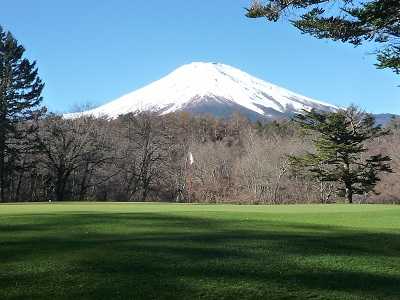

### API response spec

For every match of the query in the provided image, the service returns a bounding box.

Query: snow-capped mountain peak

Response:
[64,62,337,120]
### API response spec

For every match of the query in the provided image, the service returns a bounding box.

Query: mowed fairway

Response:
[1,204,400,300]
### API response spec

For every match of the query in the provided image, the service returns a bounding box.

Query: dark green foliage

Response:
[290,107,392,203]
[255,119,300,138]
[0,26,44,201]
[246,0,400,74]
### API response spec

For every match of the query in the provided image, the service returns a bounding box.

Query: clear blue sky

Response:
[1,0,399,114]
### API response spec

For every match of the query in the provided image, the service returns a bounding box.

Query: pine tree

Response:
[290,106,393,203]
[0,26,44,201]
[246,0,400,74]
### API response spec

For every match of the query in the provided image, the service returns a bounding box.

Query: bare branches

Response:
[3,111,399,204]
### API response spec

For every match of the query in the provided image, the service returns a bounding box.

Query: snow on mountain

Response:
[64,62,338,120]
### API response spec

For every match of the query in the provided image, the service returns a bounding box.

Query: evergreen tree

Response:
[290,107,392,203]
[246,0,400,74]
[0,26,44,201]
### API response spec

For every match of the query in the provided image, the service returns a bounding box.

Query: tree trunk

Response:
[56,181,67,202]
[55,170,69,202]
[0,148,5,203]
[79,163,90,201]
[14,170,24,202]
[344,160,353,204]
[345,184,353,204]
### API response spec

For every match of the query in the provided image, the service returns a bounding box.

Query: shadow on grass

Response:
[0,212,399,300]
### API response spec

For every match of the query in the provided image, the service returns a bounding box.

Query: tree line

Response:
[1,26,398,204]
[0,110,397,204]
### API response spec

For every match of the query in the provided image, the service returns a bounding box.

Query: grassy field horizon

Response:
[1,203,399,299]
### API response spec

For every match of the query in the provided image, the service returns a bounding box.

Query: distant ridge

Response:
[373,113,399,126]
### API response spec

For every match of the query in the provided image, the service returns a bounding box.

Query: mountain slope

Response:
[64,62,338,120]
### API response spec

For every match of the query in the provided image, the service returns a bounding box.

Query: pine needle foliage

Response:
[290,106,393,203]
[246,0,400,74]
[0,26,45,201]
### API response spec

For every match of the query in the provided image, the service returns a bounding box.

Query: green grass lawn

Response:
[1,203,399,300]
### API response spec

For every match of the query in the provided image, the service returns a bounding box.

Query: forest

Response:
[1,111,398,204]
